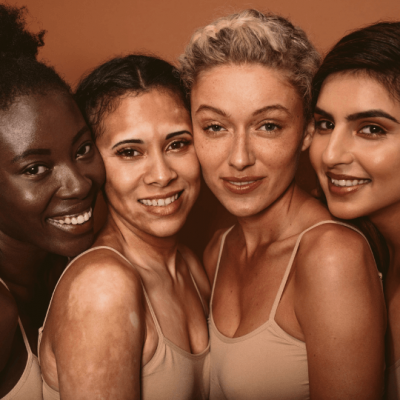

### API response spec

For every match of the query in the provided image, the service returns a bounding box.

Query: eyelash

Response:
[315,119,387,138]
[76,142,93,159]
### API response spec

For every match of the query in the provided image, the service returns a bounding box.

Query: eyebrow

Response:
[347,110,399,124]
[314,106,399,124]
[252,105,291,117]
[12,148,51,163]
[72,126,91,145]
[314,107,334,121]
[195,105,228,117]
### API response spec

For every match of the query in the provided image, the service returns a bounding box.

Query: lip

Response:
[138,190,184,217]
[221,176,264,195]
[326,172,371,196]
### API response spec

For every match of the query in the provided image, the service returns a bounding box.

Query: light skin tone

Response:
[192,63,385,399]
[0,91,105,397]
[309,71,400,366]
[39,88,210,399]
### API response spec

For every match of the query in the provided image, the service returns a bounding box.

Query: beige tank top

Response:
[209,220,380,400]
[0,279,43,400]
[38,246,210,400]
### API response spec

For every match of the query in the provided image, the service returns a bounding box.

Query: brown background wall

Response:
[8,0,400,258]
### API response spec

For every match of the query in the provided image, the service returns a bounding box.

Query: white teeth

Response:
[229,181,255,186]
[331,178,369,187]
[48,208,93,226]
[139,193,180,207]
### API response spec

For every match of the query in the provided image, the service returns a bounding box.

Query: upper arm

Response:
[47,252,145,400]
[203,228,227,285]
[295,225,385,400]
[0,287,18,373]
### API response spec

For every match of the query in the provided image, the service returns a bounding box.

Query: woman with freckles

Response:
[38,55,210,400]
[179,9,386,399]
[0,5,105,400]
[308,22,400,399]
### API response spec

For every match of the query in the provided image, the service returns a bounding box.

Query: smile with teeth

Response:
[139,193,180,207]
[48,208,92,225]
[228,181,256,186]
[330,178,370,187]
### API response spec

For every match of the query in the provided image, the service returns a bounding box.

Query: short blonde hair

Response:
[179,9,320,120]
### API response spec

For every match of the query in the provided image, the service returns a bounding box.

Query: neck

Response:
[0,230,49,289]
[235,182,309,256]
[101,208,180,277]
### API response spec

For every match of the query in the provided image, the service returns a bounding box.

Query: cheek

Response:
[309,138,325,172]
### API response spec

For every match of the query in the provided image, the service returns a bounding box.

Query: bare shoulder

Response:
[0,285,19,372]
[178,244,211,305]
[48,248,145,327]
[296,222,379,281]
[203,227,231,284]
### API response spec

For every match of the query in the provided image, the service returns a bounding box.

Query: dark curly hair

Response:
[312,21,400,110]
[0,4,70,111]
[75,54,189,139]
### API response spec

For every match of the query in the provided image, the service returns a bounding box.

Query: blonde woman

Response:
[179,10,385,399]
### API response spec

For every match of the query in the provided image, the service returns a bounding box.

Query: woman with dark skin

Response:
[308,22,400,399]
[38,55,210,400]
[0,5,105,399]
[179,9,386,399]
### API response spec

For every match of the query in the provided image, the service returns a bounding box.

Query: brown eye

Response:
[359,125,386,136]
[167,140,190,151]
[76,143,92,159]
[24,165,49,175]
[116,148,141,158]
[316,120,334,131]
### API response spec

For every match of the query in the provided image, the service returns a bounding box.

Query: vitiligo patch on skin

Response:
[130,312,139,329]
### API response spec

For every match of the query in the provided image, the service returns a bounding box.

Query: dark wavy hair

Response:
[75,54,189,139]
[0,4,71,111]
[312,21,400,110]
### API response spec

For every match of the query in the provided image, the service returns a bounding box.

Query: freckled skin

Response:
[39,89,211,399]
[0,92,105,397]
[192,64,385,399]
[309,72,400,370]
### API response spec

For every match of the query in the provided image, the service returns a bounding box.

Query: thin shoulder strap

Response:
[0,278,34,357]
[268,220,377,320]
[188,269,207,316]
[210,226,235,306]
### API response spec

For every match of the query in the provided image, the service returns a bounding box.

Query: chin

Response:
[44,232,95,258]
[326,200,365,221]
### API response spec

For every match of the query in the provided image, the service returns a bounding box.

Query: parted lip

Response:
[221,176,264,182]
[47,202,94,220]
[137,189,183,201]
[326,172,371,181]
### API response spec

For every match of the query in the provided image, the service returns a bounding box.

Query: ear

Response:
[301,119,315,151]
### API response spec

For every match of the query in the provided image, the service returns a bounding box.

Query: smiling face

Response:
[190,63,310,218]
[309,72,400,221]
[0,92,105,257]
[95,89,200,238]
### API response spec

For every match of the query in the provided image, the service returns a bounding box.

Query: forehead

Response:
[191,64,301,113]
[318,72,400,113]
[99,89,191,144]
[0,92,84,153]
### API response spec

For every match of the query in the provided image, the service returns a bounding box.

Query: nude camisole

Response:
[209,220,380,400]
[0,279,43,400]
[38,246,210,400]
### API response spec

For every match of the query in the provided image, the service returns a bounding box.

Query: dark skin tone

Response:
[0,91,105,397]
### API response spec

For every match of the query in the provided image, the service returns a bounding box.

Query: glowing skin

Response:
[0,93,104,256]
[310,73,400,222]
[96,90,201,238]
[39,88,210,400]
[191,64,311,218]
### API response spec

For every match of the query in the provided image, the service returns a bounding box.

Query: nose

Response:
[228,130,255,171]
[143,151,177,187]
[321,127,354,168]
[56,164,92,199]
